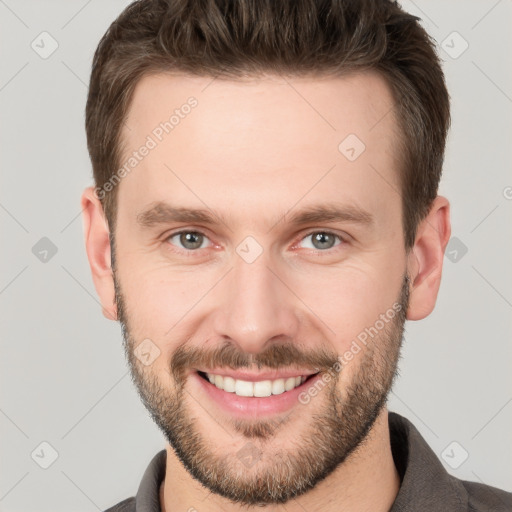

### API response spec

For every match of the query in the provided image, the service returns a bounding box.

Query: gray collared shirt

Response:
[104,412,512,511]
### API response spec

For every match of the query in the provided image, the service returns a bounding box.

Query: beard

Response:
[113,262,409,507]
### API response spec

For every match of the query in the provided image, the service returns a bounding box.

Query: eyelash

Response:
[164,229,346,255]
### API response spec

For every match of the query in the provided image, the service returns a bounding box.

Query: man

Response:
[81,0,512,511]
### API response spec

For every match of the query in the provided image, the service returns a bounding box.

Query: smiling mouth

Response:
[197,370,320,398]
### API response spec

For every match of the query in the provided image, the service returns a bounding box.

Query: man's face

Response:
[113,72,410,505]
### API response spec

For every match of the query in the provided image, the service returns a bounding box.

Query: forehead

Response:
[122,70,399,152]
[117,71,402,229]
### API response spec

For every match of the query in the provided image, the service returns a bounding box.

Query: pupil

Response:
[181,232,202,249]
[314,232,333,249]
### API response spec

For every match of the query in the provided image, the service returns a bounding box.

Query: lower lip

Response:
[193,371,323,418]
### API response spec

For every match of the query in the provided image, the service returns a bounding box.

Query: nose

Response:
[211,249,301,355]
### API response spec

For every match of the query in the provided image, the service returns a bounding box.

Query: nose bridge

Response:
[212,248,299,353]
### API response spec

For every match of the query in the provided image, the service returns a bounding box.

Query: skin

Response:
[82,71,451,512]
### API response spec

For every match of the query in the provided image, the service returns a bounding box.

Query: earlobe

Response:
[81,187,118,321]
[406,196,451,321]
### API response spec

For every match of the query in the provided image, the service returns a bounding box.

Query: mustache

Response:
[170,340,340,385]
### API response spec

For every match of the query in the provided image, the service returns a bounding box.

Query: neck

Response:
[160,407,400,512]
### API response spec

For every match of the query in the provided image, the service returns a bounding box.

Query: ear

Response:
[81,187,117,321]
[406,195,451,321]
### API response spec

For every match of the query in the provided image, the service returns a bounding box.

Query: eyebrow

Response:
[136,201,373,230]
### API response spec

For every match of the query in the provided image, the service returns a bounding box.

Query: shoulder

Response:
[460,479,512,511]
[103,496,135,512]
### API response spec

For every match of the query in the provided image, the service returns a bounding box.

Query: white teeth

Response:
[223,376,236,393]
[284,377,296,391]
[204,372,309,397]
[253,380,272,397]
[235,379,254,397]
[272,379,285,395]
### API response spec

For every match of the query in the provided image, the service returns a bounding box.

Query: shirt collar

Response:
[135,448,166,512]
[389,411,467,511]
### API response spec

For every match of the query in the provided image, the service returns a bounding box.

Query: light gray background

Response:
[1,1,511,510]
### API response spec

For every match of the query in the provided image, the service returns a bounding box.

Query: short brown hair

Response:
[85,0,450,249]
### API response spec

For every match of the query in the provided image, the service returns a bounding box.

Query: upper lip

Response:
[195,368,320,382]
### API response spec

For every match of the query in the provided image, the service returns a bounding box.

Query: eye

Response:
[166,230,212,251]
[298,231,344,251]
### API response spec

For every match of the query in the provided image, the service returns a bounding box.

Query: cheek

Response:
[117,261,193,343]
[292,264,403,350]
[120,275,191,381]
